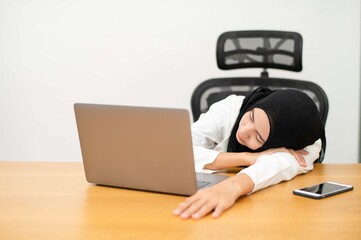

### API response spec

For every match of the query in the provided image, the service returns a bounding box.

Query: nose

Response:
[240,124,252,139]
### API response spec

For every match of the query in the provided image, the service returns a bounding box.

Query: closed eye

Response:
[251,109,266,145]
[250,109,254,121]
[256,133,264,145]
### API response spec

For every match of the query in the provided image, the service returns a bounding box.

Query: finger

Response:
[297,149,309,155]
[191,201,217,219]
[291,149,307,167]
[294,151,306,167]
[179,198,209,219]
[212,203,226,218]
[173,196,199,216]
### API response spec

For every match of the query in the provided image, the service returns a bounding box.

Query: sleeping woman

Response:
[173,87,326,219]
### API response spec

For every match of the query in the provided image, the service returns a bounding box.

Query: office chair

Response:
[191,30,328,162]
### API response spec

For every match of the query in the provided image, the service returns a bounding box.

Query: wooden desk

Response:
[0,162,360,240]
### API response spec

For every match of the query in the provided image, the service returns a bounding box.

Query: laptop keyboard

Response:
[197,180,211,189]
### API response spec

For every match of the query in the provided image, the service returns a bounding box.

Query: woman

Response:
[173,87,325,219]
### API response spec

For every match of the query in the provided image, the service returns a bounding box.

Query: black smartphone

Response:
[293,181,354,199]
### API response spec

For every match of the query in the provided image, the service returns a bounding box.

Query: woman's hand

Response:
[173,174,254,219]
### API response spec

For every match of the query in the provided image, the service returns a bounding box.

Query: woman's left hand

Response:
[288,149,309,167]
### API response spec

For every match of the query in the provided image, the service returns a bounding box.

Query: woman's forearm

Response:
[204,152,257,170]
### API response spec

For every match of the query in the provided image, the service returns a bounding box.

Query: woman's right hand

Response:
[173,173,254,219]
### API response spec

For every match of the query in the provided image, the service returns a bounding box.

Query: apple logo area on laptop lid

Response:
[74,103,228,196]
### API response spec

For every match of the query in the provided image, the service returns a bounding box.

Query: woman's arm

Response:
[204,152,256,170]
[241,139,321,193]
[204,146,310,170]
[174,140,321,219]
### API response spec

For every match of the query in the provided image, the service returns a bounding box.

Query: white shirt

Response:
[192,95,321,193]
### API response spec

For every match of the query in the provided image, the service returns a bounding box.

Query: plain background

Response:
[0,0,360,163]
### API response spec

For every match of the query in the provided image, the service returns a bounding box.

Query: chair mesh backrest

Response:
[191,78,328,127]
[217,30,303,72]
[191,77,328,164]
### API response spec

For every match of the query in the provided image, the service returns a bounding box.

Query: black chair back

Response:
[191,30,329,163]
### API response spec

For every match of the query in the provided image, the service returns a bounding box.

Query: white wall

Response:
[0,0,359,163]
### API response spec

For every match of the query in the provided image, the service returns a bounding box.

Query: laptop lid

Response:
[74,103,209,195]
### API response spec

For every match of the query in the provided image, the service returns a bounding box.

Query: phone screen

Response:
[293,182,354,199]
[300,182,349,194]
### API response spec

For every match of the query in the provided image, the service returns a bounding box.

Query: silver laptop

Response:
[74,103,228,195]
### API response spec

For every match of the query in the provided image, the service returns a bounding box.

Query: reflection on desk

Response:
[0,162,360,240]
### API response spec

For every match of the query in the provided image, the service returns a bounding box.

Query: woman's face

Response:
[236,108,270,150]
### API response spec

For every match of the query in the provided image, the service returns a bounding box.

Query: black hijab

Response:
[227,87,326,156]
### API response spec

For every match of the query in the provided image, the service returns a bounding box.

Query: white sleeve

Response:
[192,95,243,172]
[193,146,220,172]
[240,139,322,193]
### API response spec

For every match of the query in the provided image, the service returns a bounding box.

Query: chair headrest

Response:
[216,30,303,72]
